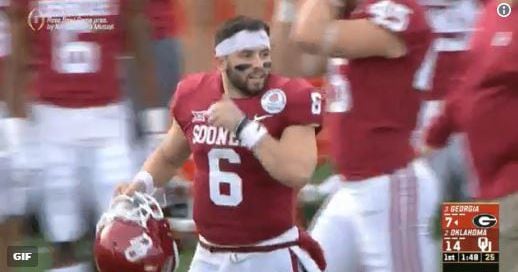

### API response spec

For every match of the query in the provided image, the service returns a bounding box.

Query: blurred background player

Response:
[424,0,518,269]
[1,1,32,271]
[8,0,160,271]
[0,1,13,270]
[114,16,326,272]
[415,0,479,202]
[272,0,441,271]
[126,0,184,158]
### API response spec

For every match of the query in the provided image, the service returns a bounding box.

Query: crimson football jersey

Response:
[327,0,433,180]
[170,72,322,245]
[427,0,518,199]
[421,0,476,100]
[422,51,468,100]
[30,0,125,108]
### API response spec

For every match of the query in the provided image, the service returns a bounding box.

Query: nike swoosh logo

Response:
[254,114,273,122]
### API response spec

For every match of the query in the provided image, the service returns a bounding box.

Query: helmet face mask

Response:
[94,192,179,272]
[96,192,165,233]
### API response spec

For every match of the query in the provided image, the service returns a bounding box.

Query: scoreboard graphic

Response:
[442,202,499,272]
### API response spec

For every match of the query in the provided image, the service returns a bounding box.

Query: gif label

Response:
[7,246,38,267]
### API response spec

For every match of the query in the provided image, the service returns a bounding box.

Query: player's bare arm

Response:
[182,0,215,73]
[253,125,318,188]
[271,0,328,77]
[124,0,160,108]
[116,118,192,195]
[234,0,269,21]
[291,0,407,59]
[4,2,29,118]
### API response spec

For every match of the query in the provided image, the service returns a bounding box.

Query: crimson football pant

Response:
[33,102,136,242]
[310,159,441,272]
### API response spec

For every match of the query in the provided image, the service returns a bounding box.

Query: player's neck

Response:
[221,72,249,99]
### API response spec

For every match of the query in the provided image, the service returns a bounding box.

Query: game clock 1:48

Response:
[441,203,499,272]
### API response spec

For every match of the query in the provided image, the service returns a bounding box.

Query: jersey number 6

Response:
[208,148,243,207]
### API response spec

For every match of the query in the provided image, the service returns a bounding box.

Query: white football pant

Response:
[33,102,136,242]
[189,227,322,272]
[311,159,441,272]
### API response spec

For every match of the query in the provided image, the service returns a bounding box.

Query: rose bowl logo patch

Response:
[261,89,287,114]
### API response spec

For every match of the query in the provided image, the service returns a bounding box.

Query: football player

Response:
[115,16,326,272]
[272,0,440,271]
[7,0,161,271]
[425,0,518,270]
[127,0,183,157]
[1,1,31,271]
[414,0,478,203]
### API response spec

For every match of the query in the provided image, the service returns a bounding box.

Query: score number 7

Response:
[444,216,458,228]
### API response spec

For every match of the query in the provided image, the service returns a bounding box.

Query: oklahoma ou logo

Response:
[473,214,498,228]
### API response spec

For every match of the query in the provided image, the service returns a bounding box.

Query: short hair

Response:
[214,16,270,47]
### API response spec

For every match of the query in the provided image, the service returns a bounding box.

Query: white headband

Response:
[215,30,270,57]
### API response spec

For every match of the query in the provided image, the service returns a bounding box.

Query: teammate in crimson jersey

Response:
[8,0,159,271]
[414,0,478,203]
[272,0,440,271]
[116,16,326,271]
[425,0,518,269]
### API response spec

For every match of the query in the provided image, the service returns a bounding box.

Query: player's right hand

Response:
[114,181,146,197]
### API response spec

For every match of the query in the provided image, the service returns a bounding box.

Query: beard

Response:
[225,64,269,97]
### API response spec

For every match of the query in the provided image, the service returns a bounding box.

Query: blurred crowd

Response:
[0,0,516,271]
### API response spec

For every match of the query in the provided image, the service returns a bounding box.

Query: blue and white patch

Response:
[261,89,287,114]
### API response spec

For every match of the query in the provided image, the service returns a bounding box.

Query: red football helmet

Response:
[94,192,179,272]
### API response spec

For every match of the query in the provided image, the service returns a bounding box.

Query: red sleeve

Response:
[281,79,323,130]
[425,92,461,148]
[363,0,431,48]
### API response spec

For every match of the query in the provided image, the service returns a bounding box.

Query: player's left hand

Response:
[206,96,245,132]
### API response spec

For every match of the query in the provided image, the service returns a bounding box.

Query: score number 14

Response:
[445,240,462,251]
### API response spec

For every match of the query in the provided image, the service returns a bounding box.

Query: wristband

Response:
[276,0,297,23]
[234,116,249,136]
[133,171,155,194]
[140,108,170,134]
[238,120,268,149]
